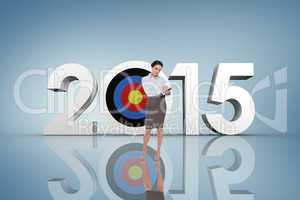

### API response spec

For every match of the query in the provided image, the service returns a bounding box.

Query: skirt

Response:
[144,95,167,129]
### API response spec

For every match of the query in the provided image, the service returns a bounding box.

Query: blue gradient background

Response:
[0,0,299,199]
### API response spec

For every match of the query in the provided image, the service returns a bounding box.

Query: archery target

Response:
[106,143,165,200]
[106,68,150,127]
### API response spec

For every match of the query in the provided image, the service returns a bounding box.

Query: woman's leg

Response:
[141,128,152,191]
[141,154,152,191]
[156,127,163,160]
[156,159,164,192]
[156,127,164,192]
[142,128,151,160]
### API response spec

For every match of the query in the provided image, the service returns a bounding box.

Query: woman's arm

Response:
[162,76,172,96]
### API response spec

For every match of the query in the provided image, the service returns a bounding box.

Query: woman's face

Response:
[151,64,162,77]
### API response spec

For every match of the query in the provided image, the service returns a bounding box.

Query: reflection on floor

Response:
[45,135,255,200]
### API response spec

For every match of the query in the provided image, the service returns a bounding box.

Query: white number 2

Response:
[44,63,98,135]
[203,63,255,135]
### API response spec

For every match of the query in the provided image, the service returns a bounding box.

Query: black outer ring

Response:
[106,68,150,127]
[106,143,165,200]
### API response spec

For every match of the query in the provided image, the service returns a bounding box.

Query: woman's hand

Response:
[165,89,171,95]
[163,86,172,96]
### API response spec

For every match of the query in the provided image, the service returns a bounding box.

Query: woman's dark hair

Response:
[151,60,163,68]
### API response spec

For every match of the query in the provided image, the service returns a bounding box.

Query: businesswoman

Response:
[140,60,171,192]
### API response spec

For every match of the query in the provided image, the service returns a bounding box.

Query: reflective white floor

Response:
[0,134,299,200]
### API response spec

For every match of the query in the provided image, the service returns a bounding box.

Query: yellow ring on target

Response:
[128,165,143,180]
[128,89,143,105]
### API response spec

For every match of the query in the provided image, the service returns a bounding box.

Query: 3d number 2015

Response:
[45,61,255,135]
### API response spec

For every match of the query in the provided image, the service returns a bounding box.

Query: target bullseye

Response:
[128,165,143,180]
[122,158,144,186]
[106,68,149,127]
[120,82,147,112]
[128,90,143,105]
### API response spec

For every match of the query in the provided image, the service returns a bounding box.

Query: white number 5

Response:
[203,63,255,135]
